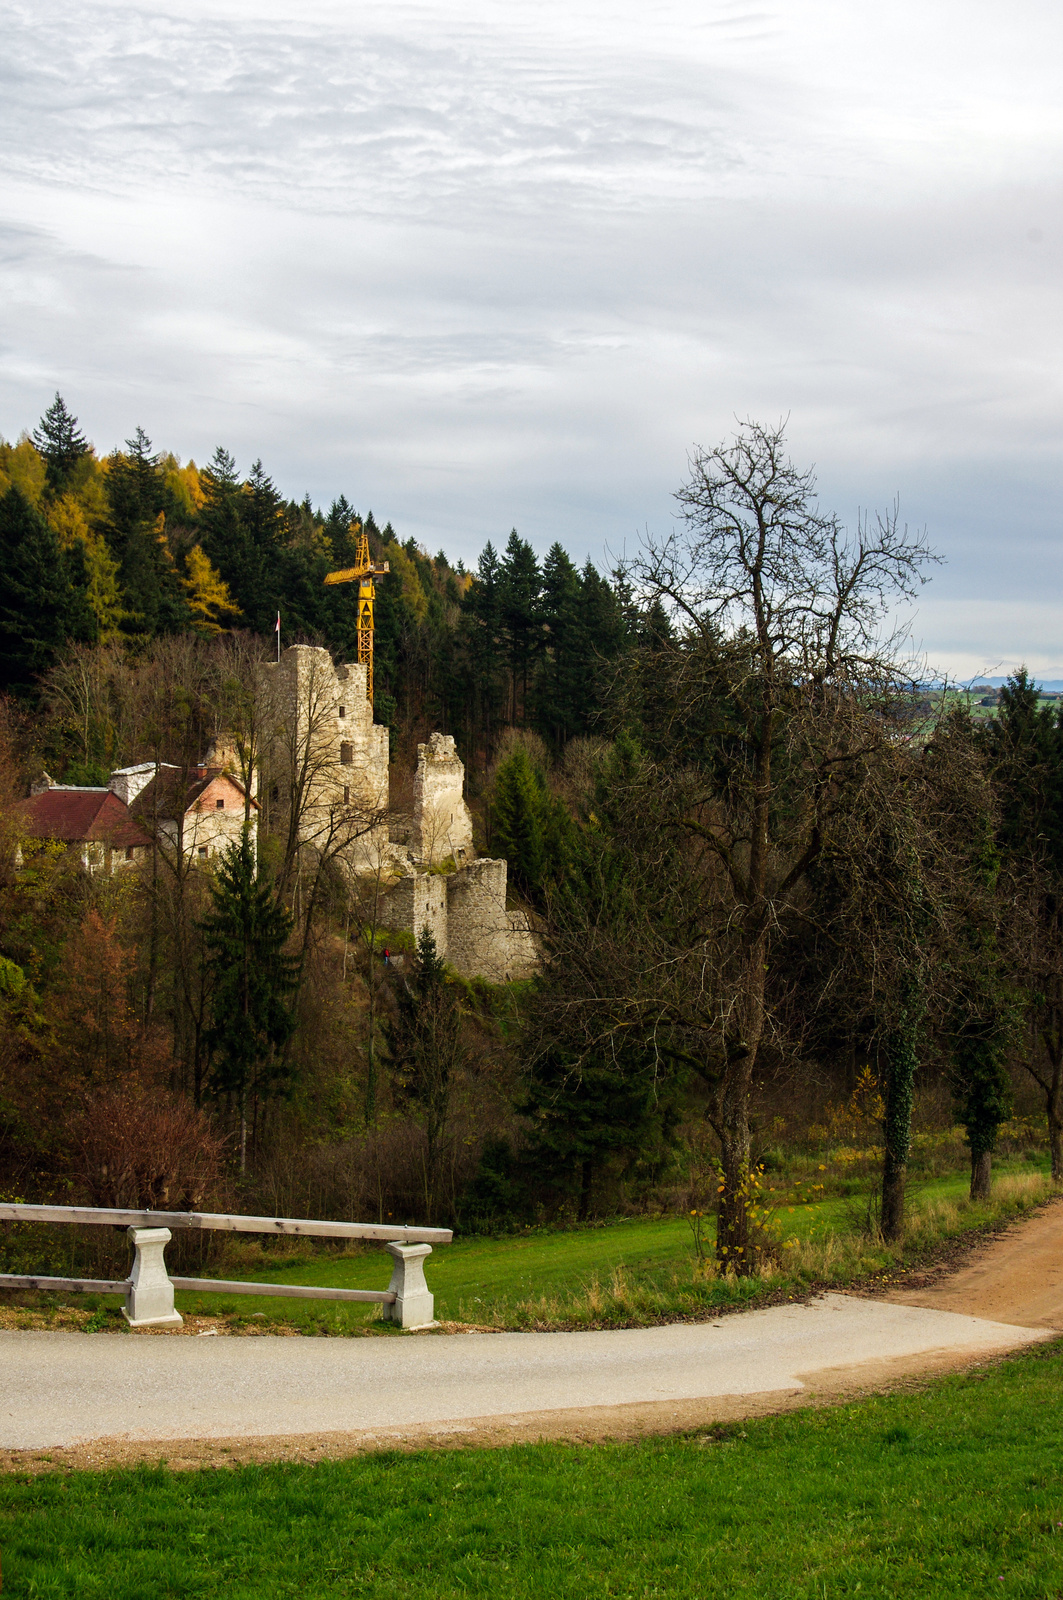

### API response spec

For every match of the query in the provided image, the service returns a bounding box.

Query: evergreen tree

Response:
[33,394,90,496]
[105,429,189,634]
[491,744,575,903]
[521,1047,676,1221]
[977,670,1063,1177]
[0,487,96,695]
[532,544,585,750]
[201,831,298,1172]
[948,773,1017,1200]
[499,530,542,722]
[492,746,546,892]
[459,540,506,759]
[385,925,464,1222]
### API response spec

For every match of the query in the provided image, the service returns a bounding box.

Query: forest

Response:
[1,397,1062,1279]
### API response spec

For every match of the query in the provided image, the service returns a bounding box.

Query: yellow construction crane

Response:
[323,522,389,704]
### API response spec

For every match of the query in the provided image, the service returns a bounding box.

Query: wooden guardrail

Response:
[0,1204,452,1329]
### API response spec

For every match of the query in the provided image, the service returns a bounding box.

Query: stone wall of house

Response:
[411,733,473,866]
[108,763,157,807]
[180,774,253,861]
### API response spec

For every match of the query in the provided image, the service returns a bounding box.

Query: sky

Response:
[1,0,1061,681]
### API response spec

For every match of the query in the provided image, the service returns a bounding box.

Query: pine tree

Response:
[521,1047,675,1221]
[457,541,506,761]
[532,544,585,749]
[200,831,298,1172]
[33,394,90,496]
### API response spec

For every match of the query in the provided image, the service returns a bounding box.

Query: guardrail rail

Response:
[0,1204,453,1329]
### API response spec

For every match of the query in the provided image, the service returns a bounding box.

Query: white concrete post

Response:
[124,1227,183,1328]
[382,1242,435,1328]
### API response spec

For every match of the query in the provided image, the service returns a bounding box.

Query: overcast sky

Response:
[2,0,1061,679]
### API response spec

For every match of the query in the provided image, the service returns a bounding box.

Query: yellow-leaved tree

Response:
[182,544,241,633]
[383,538,428,622]
[0,435,47,505]
[46,494,128,641]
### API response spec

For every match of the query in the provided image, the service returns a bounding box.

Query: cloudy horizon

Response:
[2,0,1061,680]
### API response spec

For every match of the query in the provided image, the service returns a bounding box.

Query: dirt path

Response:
[885,1198,1063,1329]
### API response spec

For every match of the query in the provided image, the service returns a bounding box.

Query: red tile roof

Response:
[16,788,153,850]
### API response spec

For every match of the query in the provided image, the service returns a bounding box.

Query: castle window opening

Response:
[216,798,224,809]
[197,845,208,859]
[343,785,350,804]
[338,705,346,719]
[125,846,134,861]
[340,742,354,765]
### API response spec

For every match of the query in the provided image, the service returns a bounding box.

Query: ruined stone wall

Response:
[381,872,448,955]
[380,857,539,982]
[411,733,473,866]
[445,858,539,983]
[258,645,389,865]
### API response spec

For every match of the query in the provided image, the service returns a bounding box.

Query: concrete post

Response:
[382,1242,435,1328]
[124,1227,183,1328]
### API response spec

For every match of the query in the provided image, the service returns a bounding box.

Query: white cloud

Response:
[0,0,1061,667]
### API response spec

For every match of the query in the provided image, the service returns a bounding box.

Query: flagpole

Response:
[276,610,281,663]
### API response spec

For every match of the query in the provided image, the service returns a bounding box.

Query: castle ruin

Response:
[258,645,538,983]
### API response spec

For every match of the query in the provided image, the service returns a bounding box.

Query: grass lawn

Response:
[8,1158,1052,1336]
[3,1340,1062,1597]
[165,1156,1055,1332]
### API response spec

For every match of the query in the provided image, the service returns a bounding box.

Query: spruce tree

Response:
[106,429,190,634]
[0,487,96,694]
[32,393,90,495]
[499,530,542,721]
[201,831,298,1172]
[385,925,463,1221]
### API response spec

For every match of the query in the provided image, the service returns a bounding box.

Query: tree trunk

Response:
[239,1089,247,1177]
[970,1148,992,1200]
[715,934,766,1275]
[1048,1088,1063,1183]
[881,1014,917,1242]
[578,1157,592,1222]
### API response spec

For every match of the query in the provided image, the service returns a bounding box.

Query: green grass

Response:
[167,1158,1054,1333]
[3,1340,1063,1597]
[14,1158,1053,1336]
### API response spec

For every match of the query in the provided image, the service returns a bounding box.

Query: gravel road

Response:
[1,1291,1047,1452]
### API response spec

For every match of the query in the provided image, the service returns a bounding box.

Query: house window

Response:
[338,705,346,719]
[343,785,350,804]
[125,846,134,861]
[198,845,208,858]
[216,798,225,809]
[340,742,353,765]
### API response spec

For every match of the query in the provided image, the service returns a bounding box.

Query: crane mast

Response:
[323,523,389,704]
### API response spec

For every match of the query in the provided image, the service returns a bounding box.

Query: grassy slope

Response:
[18,1159,1049,1335]
[3,1341,1062,1597]
[171,1159,1055,1330]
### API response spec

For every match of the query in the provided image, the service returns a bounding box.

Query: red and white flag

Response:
[275,611,281,633]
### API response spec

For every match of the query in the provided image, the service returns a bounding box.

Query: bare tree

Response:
[550,422,936,1269]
